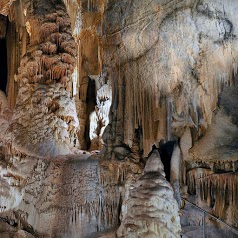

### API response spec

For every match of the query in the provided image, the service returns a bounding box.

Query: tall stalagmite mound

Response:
[117,150,181,238]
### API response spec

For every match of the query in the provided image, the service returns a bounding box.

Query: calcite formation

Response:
[0,152,143,237]
[0,91,12,141]
[103,0,238,156]
[0,0,238,237]
[8,0,79,157]
[117,150,181,238]
[0,0,16,16]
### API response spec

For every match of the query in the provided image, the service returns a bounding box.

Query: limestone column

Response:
[8,0,79,157]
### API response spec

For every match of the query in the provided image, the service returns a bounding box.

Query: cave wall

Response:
[100,1,238,231]
[102,0,238,156]
[0,0,238,237]
[0,152,143,237]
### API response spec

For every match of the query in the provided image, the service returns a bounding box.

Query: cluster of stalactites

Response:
[15,8,76,90]
[114,53,237,157]
[187,168,238,227]
[7,2,79,157]
[106,4,238,156]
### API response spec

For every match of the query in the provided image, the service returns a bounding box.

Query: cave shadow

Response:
[157,141,176,182]
[0,37,8,93]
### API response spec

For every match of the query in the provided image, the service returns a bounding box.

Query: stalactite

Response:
[187,168,238,228]
[103,1,238,157]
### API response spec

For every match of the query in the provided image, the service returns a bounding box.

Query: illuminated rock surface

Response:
[0,0,238,237]
[117,150,181,238]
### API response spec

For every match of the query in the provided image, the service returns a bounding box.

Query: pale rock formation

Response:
[103,0,238,156]
[89,76,112,151]
[185,83,238,228]
[170,144,182,206]
[69,0,107,150]
[1,0,238,237]
[7,0,79,157]
[117,150,181,238]
[0,151,143,237]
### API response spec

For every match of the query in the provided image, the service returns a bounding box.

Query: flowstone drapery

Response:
[0,0,238,237]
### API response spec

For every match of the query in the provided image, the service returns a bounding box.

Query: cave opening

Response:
[0,37,8,94]
[84,76,97,150]
[159,141,176,181]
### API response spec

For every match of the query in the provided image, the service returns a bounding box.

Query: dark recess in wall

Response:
[159,141,176,181]
[85,77,97,150]
[0,37,8,93]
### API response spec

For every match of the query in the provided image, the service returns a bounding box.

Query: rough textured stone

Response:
[117,150,181,238]
[1,0,238,237]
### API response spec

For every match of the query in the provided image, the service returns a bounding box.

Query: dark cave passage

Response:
[159,141,176,181]
[84,76,97,150]
[0,37,8,94]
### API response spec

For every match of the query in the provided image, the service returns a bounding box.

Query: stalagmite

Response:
[117,150,181,238]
